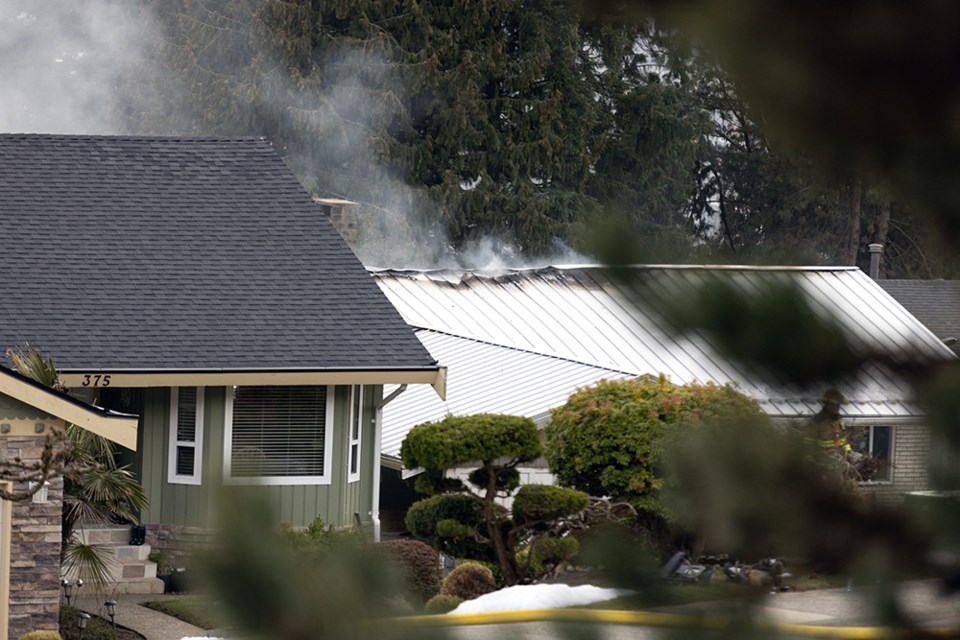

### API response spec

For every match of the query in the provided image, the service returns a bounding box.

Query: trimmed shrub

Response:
[440,561,497,601]
[405,493,494,561]
[381,538,442,605]
[545,376,766,514]
[401,414,541,472]
[512,485,590,525]
[424,594,463,614]
[531,535,580,566]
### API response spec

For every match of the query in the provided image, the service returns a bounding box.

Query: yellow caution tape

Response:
[394,608,960,639]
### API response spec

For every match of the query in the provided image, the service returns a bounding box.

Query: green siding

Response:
[139,385,382,529]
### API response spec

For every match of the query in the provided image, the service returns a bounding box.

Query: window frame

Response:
[855,424,895,484]
[167,386,204,486]
[347,385,363,483]
[223,385,334,486]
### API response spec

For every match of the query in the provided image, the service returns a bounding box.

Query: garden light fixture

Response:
[78,612,90,640]
[105,599,117,629]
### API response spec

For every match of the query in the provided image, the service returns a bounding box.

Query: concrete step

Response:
[86,577,166,595]
[114,545,152,562]
[74,525,133,546]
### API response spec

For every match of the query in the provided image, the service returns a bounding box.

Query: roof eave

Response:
[58,367,448,399]
[0,368,138,451]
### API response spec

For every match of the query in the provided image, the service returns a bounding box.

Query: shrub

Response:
[401,414,541,473]
[531,535,580,566]
[544,376,766,514]
[424,594,463,614]
[440,562,497,601]
[405,493,494,561]
[512,485,590,525]
[19,632,62,640]
[381,539,442,605]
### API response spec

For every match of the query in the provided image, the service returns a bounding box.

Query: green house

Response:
[0,134,445,538]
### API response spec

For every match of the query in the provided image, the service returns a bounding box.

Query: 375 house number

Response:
[80,374,112,387]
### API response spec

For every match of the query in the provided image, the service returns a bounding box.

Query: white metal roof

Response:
[375,265,954,463]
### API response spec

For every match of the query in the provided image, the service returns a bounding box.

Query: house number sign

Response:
[80,374,112,387]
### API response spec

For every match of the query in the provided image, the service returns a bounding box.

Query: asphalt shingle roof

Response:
[0,134,438,372]
[877,279,960,352]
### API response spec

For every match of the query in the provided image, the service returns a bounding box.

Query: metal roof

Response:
[375,265,953,462]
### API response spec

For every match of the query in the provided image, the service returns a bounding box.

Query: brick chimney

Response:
[314,198,358,244]
[868,243,883,279]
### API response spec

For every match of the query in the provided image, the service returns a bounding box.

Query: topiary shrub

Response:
[405,493,494,561]
[440,561,497,601]
[19,632,62,640]
[512,485,590,526]
[544,376,766,514]
[424,594,463,614]
[381,538,442,605]
[531,535,580,566]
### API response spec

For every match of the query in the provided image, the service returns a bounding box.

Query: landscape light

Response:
[105,599,117,629]
[78,612,90,640]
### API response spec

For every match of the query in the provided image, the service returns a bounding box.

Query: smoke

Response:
[0,0,163,134]
[0,1,593,271]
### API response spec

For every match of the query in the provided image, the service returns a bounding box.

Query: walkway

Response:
[76,593,209,640]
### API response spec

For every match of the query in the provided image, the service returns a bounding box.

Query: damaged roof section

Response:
[373,265,954,464]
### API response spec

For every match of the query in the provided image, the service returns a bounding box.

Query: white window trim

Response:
[347,385,363,483]
[858,424,895,485]
[223,385,334,486]
[168,387,204,486]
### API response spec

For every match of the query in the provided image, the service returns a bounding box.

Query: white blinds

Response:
[230,386,327,478]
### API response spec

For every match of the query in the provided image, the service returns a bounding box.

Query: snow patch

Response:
[449,583,631,614]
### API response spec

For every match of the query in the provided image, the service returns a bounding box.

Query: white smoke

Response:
[0,1,162,134]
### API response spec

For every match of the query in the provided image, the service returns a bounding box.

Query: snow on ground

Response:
[449,583,631,614]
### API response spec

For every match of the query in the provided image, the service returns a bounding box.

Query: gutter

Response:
[372,384,407,542]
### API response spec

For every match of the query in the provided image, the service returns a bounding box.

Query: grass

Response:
[140,597,220,630]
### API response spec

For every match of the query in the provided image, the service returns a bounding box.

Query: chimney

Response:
[868,243,883,280]
[314,198,358,244]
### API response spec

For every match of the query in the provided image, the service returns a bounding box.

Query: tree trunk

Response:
[846,173,863,265]
[484,463,518,585]
[876,197,891,248]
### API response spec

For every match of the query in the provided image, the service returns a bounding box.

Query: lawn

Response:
[140,597,221,630]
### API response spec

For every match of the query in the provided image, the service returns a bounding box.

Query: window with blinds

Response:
[168,387,203,485]
[227,386,331,484]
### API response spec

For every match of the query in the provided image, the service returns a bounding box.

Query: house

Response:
[0,135,445,565]
[0,363,137,639]
[370,265,955,515]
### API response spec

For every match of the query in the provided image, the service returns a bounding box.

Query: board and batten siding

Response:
[140,385,380,529]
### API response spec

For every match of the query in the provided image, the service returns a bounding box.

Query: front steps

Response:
[63,525,165,594]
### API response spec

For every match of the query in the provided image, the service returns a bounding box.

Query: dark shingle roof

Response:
[0,134,438,372]
[877,279,960,352]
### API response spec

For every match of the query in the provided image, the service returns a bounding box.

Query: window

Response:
[224,385,332,485]
[347,386,363,483]
[852,425,894,482]
[168,387,203,485]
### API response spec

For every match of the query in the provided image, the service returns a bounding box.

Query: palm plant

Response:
[7,344,148,587]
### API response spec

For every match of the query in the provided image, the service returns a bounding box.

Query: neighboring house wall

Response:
[137,385,380,530]
[0,398,64,639]
[862,423,931,504]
